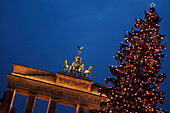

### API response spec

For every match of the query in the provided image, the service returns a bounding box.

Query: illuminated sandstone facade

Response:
[1,64,106,113]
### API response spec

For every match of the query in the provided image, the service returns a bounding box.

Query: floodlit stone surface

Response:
[1,64,107,113]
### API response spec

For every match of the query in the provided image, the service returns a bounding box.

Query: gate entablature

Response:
[11,64,96,93]
[1,63,106,113]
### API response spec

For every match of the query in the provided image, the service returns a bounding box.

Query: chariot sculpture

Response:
[62,45,93,78]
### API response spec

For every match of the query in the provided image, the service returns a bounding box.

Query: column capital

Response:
[28,93,37,96]
[49,98,58,102]
[28,91,37,96]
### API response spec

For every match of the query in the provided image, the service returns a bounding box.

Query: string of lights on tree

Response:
[90,3,167,113]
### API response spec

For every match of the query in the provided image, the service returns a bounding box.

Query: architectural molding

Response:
[1,64,107,113]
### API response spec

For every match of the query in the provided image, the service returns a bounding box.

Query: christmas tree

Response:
[90,5,167,113]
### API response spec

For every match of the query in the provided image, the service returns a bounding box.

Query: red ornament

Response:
[136,54,139,57]
[157,85,160,90]
[120,71,123,73]
[129,64,132,68]
[143,69,146,72]
[128,56,131,58]
[105,80,109,84]
[132,42,134,46]
[153,39,156,42]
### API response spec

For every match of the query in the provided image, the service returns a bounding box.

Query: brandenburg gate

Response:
[1,46,107,113]
[1,63,106,113]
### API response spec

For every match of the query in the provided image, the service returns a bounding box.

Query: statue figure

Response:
[63,59,69,73]
[78,63,85,77]
[74,56,82,68]
[84,65,93,78]
[68,61,75,74]
[77,45,83,55]
[68,56,82,75]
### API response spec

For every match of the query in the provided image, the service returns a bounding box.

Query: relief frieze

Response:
[58,77,90,90]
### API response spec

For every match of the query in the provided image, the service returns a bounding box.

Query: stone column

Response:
[2,89,16,113]
[46,98,57,113]
[76,104,86,113]
[24,94,36,113]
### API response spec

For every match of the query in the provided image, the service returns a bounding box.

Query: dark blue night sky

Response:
[0,0,170,113]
